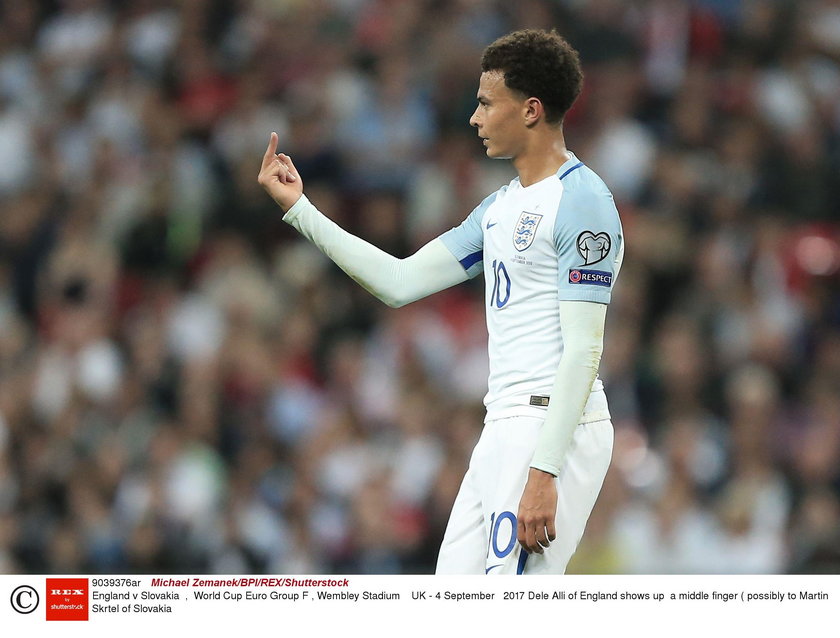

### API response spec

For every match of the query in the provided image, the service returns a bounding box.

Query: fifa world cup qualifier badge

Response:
[576,230,611,266]
[513,212,543,251]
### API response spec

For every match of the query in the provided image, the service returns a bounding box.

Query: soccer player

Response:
[258,29,623,575]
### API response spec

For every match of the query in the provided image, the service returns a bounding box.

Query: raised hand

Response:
[257,132,303,212]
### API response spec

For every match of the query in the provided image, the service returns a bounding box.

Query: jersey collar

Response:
[512,152,582,190]
[556,152,583,180]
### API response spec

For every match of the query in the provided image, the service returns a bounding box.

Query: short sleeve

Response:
[553,170,624,304]
[438,191,498,279]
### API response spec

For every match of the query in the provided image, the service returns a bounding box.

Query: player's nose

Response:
[469,108,480,128]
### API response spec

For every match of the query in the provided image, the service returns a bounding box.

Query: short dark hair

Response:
[481,29,583,125]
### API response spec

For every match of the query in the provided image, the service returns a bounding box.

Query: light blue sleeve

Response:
[438,190,498,279]
[553,168,623,304]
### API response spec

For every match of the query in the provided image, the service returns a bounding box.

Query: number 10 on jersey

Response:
[490,260,511,308]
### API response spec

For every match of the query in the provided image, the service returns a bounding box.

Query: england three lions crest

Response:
[513,212,543,251]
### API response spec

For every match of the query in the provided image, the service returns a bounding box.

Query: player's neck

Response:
[513,131,571,187]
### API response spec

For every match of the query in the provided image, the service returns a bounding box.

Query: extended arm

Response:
[516,300,606,554]
[283,195,469,307]
[257,132,469,307]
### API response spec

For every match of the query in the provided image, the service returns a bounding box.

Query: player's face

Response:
[470,71,528,159]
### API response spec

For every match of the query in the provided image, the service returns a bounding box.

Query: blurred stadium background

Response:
[1,0,839,574]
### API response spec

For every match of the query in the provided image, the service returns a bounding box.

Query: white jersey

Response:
[440,153,624,423]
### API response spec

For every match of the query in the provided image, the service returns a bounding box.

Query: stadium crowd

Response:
[1,0,839,574]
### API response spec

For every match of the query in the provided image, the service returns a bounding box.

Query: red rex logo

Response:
[45,578,89,621]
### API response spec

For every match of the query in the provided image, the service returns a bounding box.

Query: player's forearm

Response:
[530,301,606,476]
[283,194,468,307]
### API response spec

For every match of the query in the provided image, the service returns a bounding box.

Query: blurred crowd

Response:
[1,0,839,575]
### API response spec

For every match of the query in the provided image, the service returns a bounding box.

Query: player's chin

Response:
[484,144,510,160]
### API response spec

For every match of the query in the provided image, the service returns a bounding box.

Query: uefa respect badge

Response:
[46,578,89,621]
[568,269,612,287]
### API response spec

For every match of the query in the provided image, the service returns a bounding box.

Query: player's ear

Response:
[523,97,543,127]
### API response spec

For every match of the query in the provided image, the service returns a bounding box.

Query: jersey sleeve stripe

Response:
[458,250,483,270]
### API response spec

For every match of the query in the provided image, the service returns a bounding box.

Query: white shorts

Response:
[435,414,613,575]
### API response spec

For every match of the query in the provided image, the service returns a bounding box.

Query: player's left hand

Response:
[516,468,558,554]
